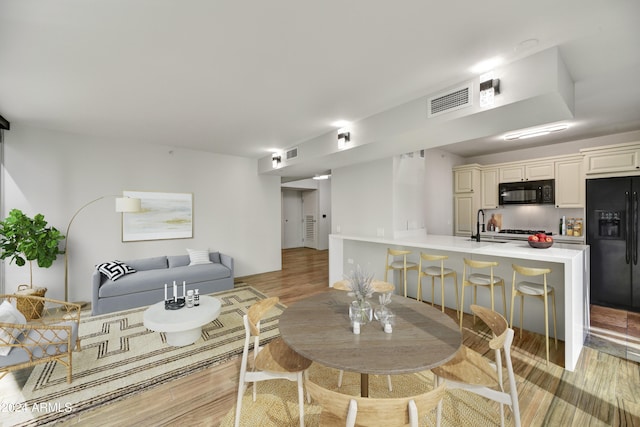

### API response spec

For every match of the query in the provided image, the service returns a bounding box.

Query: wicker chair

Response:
[0,294,81,383]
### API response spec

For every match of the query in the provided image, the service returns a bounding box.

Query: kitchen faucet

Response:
[472,209,485,242]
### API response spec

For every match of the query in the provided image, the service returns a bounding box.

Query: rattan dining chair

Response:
[306,378,446,427]
[432,304,521,427]
[234,297,312,427]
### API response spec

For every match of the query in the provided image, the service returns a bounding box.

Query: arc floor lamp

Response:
[63,195,141,302]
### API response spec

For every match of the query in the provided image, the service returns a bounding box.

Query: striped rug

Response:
[2,285,282,427]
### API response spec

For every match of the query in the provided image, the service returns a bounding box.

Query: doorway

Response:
[282,188,322,249]
[282,189,303,249]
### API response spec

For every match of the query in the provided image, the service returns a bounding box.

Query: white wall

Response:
[424,148,465,235]
[1,125,282,301]
[332,158,393,238]
[317,179,331,250]
[393,153,425,234]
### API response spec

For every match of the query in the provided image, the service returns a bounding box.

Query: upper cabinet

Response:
[582,142,640,177]
[499,161,554,183]
[454,164,481,193]
[555,157,584,208]
[481,168,499,209]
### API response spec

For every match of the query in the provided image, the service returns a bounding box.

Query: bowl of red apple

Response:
[528,233,554,248]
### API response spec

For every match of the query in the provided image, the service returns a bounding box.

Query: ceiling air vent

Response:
[427,83,473,118]
[286,147,298,160]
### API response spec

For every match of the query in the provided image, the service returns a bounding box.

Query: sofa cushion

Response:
[187,248,213,266]
[98,263,231,298]
[126,256,168,272]
[0,300,27,356]
[167,255,190,268]
[97,261,136,281]
[168,263,231,282]
[168,252,221,268]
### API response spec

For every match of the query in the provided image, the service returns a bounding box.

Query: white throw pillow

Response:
[0,300,27,356]
[187,249,212,266]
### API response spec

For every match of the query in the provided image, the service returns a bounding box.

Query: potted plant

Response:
[0,208,65,319]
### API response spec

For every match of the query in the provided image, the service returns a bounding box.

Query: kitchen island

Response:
[329,233,589,371]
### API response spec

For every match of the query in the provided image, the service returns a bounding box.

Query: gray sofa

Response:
[91,252,234,315]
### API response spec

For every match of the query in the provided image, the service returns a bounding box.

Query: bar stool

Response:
[384,249,419,298]
[510,264,557,365]
[459,258,507,330]
[417,253,459,317]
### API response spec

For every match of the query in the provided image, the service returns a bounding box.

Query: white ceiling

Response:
[1,1,639,177]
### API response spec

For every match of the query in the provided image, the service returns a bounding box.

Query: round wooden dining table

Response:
[278,290,462,397]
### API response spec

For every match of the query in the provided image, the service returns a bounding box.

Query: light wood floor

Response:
[40,248,640,425]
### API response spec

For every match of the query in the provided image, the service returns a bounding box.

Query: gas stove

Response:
[498,229,554,236]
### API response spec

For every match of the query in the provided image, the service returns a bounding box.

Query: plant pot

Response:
[15,285,47,320]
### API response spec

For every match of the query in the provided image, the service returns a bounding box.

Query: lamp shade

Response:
[115,197,141,213]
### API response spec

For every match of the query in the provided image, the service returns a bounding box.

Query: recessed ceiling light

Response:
[504,124,569,141]
[470,57,503,74]
[312,174,331,180]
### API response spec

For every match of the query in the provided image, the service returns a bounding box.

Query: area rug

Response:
[1,285,282,427]
[222,363,506,427]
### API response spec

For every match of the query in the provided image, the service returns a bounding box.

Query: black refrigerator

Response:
[586,177,640,311]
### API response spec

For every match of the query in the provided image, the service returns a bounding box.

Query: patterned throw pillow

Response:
[96,261,136,281]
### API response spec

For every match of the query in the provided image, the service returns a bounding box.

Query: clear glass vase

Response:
[349,300,373,325]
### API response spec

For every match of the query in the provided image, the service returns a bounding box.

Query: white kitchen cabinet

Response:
[555,157,584,208]
[454,165,480,193]
[481,168,499,209]
[582,143,640,176]
[454,193,478,236]
[499,161,554,182]
[453,165,481,236]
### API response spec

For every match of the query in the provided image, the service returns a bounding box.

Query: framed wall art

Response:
[122,191,193,242]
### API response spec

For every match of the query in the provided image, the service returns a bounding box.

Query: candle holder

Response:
[165,297,185,310]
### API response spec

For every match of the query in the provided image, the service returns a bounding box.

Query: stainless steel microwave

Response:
[499,179,555,205]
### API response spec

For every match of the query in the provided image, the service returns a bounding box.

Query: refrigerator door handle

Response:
[626,191,631,264]
[634,191,638,265]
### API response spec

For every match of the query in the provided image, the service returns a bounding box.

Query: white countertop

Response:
[479,231,585,244]
[329,232,590,371]
[331,233,587,263]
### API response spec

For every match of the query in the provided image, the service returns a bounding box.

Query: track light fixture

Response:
[337,128,350,149]
[272,153,282,168]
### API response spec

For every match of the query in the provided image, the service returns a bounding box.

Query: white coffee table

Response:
[143,295,222,346]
